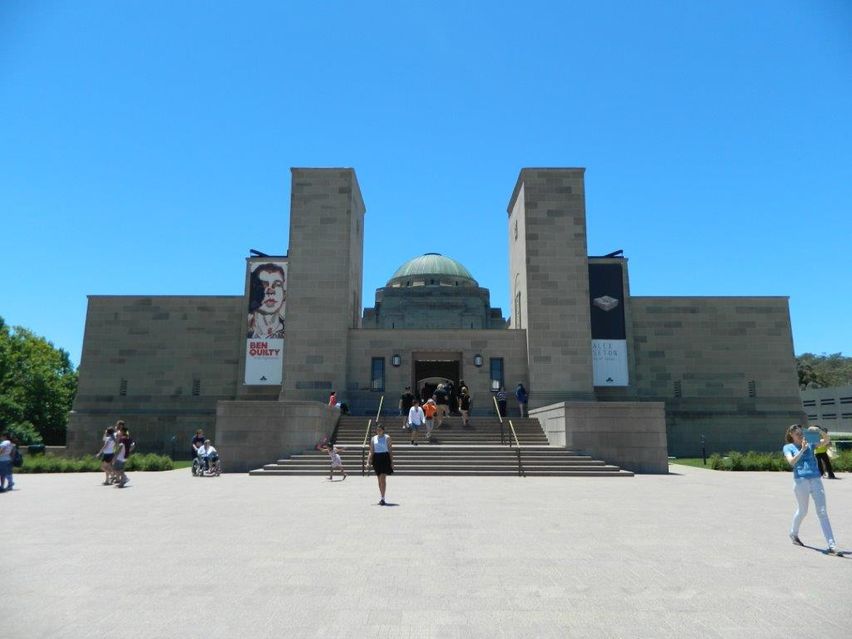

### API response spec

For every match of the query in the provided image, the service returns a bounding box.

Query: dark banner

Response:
[588,262,628,386]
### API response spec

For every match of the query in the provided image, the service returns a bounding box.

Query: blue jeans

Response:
[791,476,835,546]
[0,460,12,488]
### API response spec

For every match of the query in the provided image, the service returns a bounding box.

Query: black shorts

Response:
[371,452,393,475]
[101,453,115,463]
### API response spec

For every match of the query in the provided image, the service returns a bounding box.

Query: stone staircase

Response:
[250,414,633,477]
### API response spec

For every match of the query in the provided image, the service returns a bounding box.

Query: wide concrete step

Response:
[250,415,633,477]
[251,468,633,477]
[267,460,609,470]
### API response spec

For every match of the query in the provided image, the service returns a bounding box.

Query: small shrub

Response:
[728,451,744,471]
[827,450,849,472]
[708,453,724,470]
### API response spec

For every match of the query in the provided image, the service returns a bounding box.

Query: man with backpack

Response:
[399,386,416,430]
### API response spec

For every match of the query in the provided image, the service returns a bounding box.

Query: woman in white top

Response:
[96,427,117,485]
[367,424,393,505]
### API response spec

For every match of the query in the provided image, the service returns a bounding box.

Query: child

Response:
[322,442,346,480]
[113,437,130,488]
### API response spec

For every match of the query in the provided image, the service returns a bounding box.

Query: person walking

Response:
[459,387,472,427]
[96,427,117,485]
[813,426,837,480]
[0,432,14,492]
[434,384,449,428]
[399,386,415,430]
[514,383,528,418]
[422,399,437,442]
[783,424,839,555]
[407,399,425,446]
[113,436,130,488]
[368,424,393,505]
[495,386,507,418]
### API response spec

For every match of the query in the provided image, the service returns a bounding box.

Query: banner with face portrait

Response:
[244,260,288,385]
[588,262,629,386]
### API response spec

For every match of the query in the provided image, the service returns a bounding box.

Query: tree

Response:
[0,317,78,444]
[796,352,852,389]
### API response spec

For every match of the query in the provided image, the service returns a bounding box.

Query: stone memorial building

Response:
[67,168,803,470]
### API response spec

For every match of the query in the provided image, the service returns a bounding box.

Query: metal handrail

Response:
[507,419,525,477]
[492,395,505,445]
[361,418,373,476]
[374,395,384,425]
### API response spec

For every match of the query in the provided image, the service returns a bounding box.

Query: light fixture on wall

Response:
[473,354,483,367]
[391,354,401,367]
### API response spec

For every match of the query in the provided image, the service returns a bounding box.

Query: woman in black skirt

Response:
[368,423,393,505]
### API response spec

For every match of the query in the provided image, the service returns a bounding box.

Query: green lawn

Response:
[172,460,193,469]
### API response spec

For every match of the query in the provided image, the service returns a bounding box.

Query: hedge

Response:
[708,450,852,472]
[16,453,175,473]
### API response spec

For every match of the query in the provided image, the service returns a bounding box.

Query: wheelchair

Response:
[191,454,221,477]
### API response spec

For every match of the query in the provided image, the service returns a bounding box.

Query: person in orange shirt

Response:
[422,399,438,442]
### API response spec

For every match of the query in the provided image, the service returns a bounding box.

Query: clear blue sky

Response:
[1,0,850,366]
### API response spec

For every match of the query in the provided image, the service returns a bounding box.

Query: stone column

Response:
[508,168,594,405]
[279,168,365,402]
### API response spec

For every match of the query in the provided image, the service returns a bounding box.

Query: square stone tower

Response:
[279,168,365,401]
[508,168,594,404]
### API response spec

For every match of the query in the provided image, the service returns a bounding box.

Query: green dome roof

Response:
[388,253,477,285]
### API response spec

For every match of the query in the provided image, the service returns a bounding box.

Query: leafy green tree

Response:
[0,317,77,444]
[796,352,852,389]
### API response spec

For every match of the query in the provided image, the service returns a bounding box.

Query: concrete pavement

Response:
[7,465,851,638]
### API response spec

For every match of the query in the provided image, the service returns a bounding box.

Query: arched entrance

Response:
[413,355,460,403]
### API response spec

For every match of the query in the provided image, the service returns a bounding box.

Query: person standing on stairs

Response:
[515,383,528,418]
[368,424,394,505]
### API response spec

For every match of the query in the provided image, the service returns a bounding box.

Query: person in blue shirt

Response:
[782,424,839,555]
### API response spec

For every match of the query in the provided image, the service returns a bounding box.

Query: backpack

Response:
[12,447,23,468]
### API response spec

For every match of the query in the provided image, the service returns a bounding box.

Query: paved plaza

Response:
[8,465,851,638]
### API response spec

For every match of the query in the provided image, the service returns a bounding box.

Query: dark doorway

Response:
[414,359,460,403]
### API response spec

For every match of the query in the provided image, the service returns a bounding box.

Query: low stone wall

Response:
[215,400,340,472]
[530,401,668,473]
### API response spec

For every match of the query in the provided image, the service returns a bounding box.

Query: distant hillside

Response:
[797,353,852,389]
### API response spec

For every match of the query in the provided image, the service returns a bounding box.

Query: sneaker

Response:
[379,498,386,506]
[102,481,111,486]
[790,534,804,546]
[827,545,841,556]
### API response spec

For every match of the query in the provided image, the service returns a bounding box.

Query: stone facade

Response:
[67,295,244,456]
[66,166,803,466]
